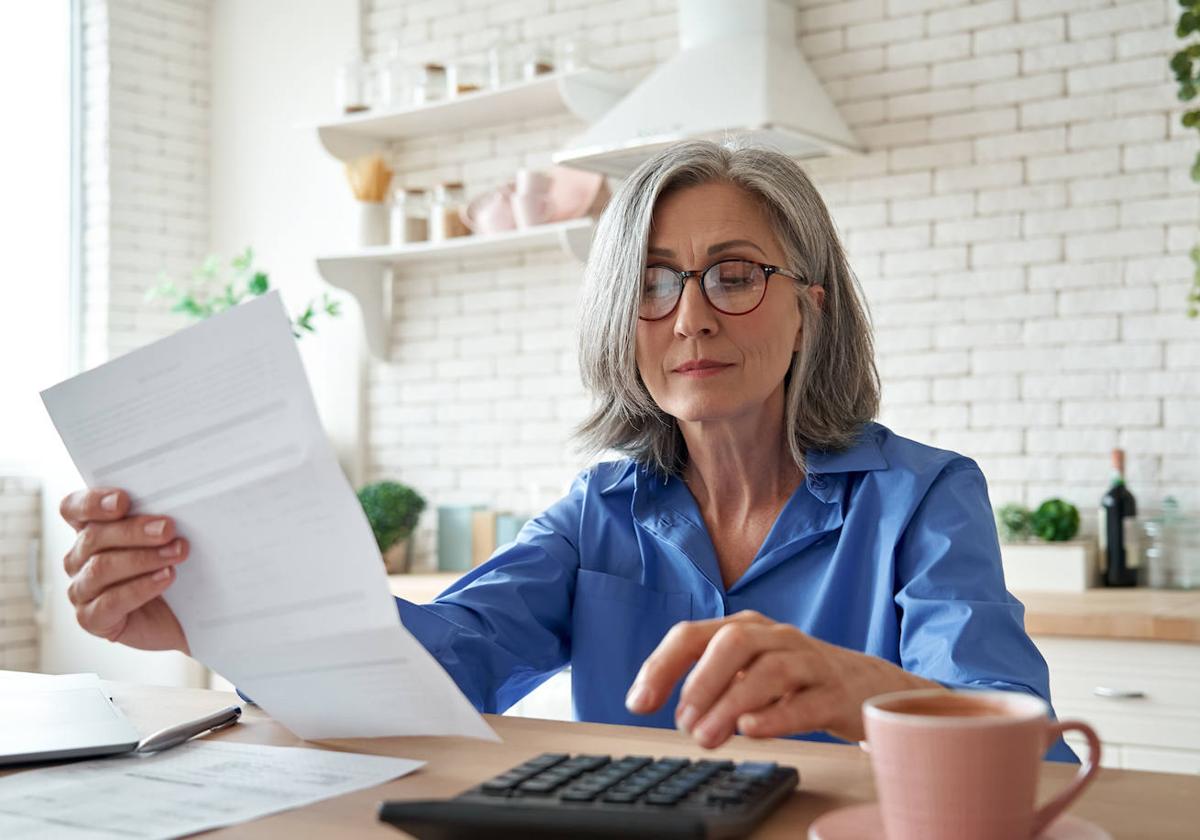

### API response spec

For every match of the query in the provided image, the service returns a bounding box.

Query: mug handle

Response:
[1030,719,1102,836]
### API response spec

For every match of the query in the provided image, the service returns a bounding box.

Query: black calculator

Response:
[378,751,800,839]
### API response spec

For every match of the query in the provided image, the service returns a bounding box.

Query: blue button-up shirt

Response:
[395,422,1076,762]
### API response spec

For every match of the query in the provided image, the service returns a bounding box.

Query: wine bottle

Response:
[1099,448,1139,587]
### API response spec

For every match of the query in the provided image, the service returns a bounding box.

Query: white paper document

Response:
[0,740,423,839]
[41,292,496,741]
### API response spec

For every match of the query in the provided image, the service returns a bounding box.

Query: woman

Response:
[59,140,1074,760]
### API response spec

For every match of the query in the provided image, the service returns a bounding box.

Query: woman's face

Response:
[635,181,814,428]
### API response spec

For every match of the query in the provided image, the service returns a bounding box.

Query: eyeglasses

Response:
[638,259,805,321]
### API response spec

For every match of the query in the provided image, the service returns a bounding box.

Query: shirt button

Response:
[809,475,826,489]
[658,515,672,527]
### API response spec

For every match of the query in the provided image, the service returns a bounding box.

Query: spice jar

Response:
[429,182,470,241]
[412,63,448,105]
[390,188,429,245]
[518,43,555,80]
[446,60,485,97]
[336,54,371,113]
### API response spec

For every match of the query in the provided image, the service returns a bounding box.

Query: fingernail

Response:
[159,541,182,558]
[676,704,698,734]
[693,718,718,744]
[625,683,647,712]
[101,493,119,512]
[145,519,166,538]
[153,566,171,581]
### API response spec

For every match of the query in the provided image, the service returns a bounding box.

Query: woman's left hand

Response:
[624,610,940,749]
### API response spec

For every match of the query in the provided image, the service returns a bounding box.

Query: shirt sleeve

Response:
[893,459,1079,763]
[392,469,589,714]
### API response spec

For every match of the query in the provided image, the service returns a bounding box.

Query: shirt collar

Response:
[804,422,888,476]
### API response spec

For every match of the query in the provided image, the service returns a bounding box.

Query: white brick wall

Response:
[358,0,1198,568]
[82,0,210,366]
[0,479,40,671]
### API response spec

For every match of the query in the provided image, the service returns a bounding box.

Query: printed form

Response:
[0,740,423,839]
[41,292,496,741]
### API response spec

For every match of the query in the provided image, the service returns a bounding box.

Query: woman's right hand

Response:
[60,488,190,655]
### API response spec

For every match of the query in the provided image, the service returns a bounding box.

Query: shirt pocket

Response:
[570,569,694,727]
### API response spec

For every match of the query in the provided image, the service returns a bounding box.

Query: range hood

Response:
[553,0,863,177]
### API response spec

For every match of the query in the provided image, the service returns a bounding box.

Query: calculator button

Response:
[733,761,777,779]
[560,787,601,801]
[525,753,569,769]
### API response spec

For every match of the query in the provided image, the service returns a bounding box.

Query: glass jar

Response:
[429,182,469,242]
[412,63,448,106]
[485,43,518,89]
[336,54,371,114]
[446,60,485,97]
[376,40,409,110]
[517,43,555,81]
[1143,498,1200,589]
[554,37,591,73]
[390,188,429,245]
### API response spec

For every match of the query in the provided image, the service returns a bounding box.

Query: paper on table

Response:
[41,292,495,741]
[0,740,423,839]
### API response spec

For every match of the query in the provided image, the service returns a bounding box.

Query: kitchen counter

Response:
[388,575,1200,644]
[1015,588,1200,643]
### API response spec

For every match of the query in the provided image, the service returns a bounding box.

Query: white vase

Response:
[357,200,389,247]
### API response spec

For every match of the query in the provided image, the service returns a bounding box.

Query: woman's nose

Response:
[672,278,719,337]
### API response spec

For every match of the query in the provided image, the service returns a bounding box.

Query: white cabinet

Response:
[1034,635,1200,774]
[505,669,573,721]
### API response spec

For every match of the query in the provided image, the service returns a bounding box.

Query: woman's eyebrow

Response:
[646,239,768,258]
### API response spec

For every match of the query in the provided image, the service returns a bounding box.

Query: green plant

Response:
[995,503,1032,543]
[146,247,341,337]
[1030,498,1080,542]
[1171,1,1200,316]
[357,481,427,554]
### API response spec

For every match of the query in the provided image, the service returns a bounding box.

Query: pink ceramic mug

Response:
[862,689,1101,840]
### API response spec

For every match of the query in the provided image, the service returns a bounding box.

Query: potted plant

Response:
[358,481,427,574]
[147,247,341,337]
[995,499,1095,591]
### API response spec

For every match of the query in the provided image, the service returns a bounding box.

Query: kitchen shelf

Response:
[317,69,629,161]
[316,218,594,359]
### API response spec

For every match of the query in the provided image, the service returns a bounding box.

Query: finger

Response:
[65,516,177,576]
[626,611,770,714]
[690,650,817,748]
[60,488,129,531]
[76,565,177,641]
[736,687,834,741]
[67,540,188,606]
[677,622,797,731]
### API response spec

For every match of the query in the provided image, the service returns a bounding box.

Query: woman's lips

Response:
[673,362,733,378]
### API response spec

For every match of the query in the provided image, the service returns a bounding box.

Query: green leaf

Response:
[194,254,219,283]
[247,272,269,295]
[231,247,254,272]
[172,297,207,318]
[1180,12,1198,37]
[1184,110,1200,127]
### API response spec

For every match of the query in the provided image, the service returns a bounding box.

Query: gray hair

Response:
[574,139,880,477]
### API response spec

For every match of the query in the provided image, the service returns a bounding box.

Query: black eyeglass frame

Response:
[637,259,807,321]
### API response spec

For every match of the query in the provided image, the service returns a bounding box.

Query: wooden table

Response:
[5,680,1196,839]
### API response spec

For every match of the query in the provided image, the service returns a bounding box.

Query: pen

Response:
[135,705,242,753]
